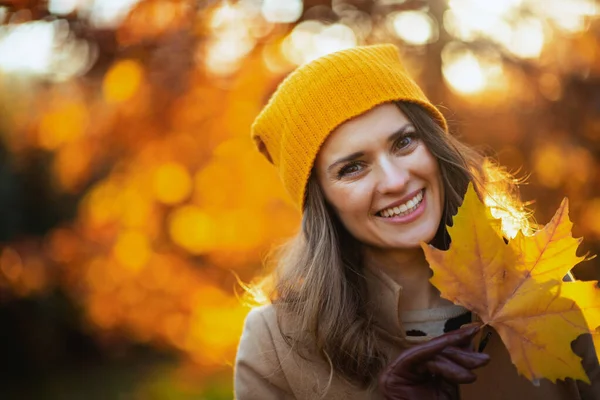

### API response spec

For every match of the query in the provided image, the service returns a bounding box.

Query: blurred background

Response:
[0,0,598,398]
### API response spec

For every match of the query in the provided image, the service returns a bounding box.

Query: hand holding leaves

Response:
[380,325,490,400]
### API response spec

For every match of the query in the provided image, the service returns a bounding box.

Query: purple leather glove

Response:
[379,325,490,400]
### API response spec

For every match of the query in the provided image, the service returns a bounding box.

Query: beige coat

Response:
[234,267,600,399]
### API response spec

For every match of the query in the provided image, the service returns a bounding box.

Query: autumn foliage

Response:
[423,184,599,384]
[0,0,599,395]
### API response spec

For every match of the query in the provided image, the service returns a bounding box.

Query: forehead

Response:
[317,103,410,160]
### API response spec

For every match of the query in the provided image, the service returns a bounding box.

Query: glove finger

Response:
[426,354,478,384]
[389,325,481,370]
[441,346,490,369]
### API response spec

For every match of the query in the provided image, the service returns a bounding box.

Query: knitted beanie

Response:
[251,44,448,210]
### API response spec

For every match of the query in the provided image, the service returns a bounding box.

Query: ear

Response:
[253,136,274,164]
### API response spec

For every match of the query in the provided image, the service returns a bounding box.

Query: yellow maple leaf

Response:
[422,183,600,384]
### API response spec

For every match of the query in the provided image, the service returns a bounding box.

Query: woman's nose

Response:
[375,158,409,194]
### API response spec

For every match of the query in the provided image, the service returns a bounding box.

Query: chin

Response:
[385,235,434,250]
[392,241,424,250]
[409,227,439,246]
[364,223,441,249]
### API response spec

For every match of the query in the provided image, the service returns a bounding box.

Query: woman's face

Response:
[315,103,444,250]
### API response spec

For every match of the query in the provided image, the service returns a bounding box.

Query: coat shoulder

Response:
[241,304,277,338]
[237,304,291,372]
[234,304,295,399]
[241,304,296,349]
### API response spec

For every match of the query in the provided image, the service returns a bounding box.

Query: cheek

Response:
[324,183,371,217]
[421,151,443,192]
[417,150,444,211]
[432,164,444,196]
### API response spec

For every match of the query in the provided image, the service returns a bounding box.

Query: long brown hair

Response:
[247,101,530,390]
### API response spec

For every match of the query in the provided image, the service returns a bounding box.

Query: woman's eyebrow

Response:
[386,123,414,143]
[326,123,413,173]
[327,151,364,173]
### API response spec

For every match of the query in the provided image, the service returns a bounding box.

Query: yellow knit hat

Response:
[251,44,448,210]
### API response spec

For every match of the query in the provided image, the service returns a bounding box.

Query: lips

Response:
[375,189,425,216]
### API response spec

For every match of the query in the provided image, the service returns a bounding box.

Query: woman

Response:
[234,44,600,399]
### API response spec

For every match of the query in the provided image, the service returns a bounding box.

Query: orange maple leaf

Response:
[422,183,600,384]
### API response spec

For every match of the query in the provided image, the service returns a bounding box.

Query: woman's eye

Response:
[393,133,417,151]
[337,162,363,178]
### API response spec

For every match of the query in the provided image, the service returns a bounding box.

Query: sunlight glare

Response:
[446,0,515,39]
[449,0,523,17]
[205,33,255,76]
[314,24,356,61]
[283,20,325,64]
[442,47,485,94]
[447,0,596,55]
[0,21,54,74]
[282,21,356,65]
[261,0,303,23]
[541,0,598,33]
[206,3,255,76]
[49,0,79,15]
[506,18,545,59]
[210,2,243,30]
[88,0,142,29]
[390,11,435,45]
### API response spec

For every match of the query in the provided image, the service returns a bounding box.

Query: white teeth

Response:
[379,190,424,218]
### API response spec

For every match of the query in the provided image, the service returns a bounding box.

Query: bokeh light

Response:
[0,19,94,80]
[0,21,55,74]
[103,60,144,103]
[48,0,79,15]
[168,205,216,254]
[442,45,485,94]
[0,0,598,397]
[505,17,545,59]
[442,42,507,95]
[205,2,257,76]
[390,11,437,45]
[282,21,357,65]
[262,0,303,23]
[533,143,566,189]
[38,102,88,150]
[87,0,143,29]
[153,162,193,205]
[113,230,151,272]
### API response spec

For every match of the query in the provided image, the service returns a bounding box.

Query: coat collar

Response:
[363,266,471,339]
[364,266,406,337]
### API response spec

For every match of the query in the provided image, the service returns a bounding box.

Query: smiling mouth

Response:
[376,189,425,218]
